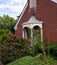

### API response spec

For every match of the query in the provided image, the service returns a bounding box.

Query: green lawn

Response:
[7,56,57,65]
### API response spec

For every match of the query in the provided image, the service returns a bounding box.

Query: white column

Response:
[23,28,27,39]
[31,29,33,47]
[41,28,43,42]
[24,29,27,40]
[22,29,24,39]
[22,28,27,39]
[22,28,25,39]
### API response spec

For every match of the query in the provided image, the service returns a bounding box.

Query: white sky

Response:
[0,0,57,19]
[51,0,57,3]
[0,0,27,19]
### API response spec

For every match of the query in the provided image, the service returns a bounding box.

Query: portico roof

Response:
[22,15,43,29]
[22,15,42,25]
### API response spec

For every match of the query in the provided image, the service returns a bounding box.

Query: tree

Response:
[0,15,17,33]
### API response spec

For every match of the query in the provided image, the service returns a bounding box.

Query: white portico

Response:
[22,15,43,46]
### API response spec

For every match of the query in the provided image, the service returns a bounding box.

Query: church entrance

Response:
[22,15,43,46]
[33,26,41,45]
[23,27,31,41]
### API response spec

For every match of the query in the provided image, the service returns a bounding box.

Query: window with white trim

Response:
[30,0,36,8]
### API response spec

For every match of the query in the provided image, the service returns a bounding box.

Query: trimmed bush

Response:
[0,34,30,64]
[7,56,45,65]
[7,56,37,65]
[7,56,56,65]
[0,29,9,44]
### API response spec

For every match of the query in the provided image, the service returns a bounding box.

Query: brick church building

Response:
[14,0,57,44]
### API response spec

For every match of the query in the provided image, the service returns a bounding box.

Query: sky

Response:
[51,0,57,3]
[0,0,27,19]
[0,0,57,19]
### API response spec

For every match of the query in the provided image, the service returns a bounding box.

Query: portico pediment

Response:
[22,15,43,29]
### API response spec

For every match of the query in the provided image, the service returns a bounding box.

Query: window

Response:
[30,0,36,8]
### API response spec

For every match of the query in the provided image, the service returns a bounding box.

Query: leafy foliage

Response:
[0,29,10,44]
[7,55,57,65]
[7,56,37,65]
[0,34,30,64]
[0,15,17,33]
[45,44,57,58]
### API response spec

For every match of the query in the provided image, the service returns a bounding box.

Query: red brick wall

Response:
[15,0,57,43]
[35,0,57,43]
[15,5,31,38]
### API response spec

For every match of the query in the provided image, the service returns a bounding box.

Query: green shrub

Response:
[7,56,45,65]
[7,56,37,65]
[7,56,55,65]
[29,43,43,56]
[45,44,57,58]
[0,29,9,44]
[30,41,45,56]
[0,34,30,64]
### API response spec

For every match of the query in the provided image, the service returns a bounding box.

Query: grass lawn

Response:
[7,55,57,65]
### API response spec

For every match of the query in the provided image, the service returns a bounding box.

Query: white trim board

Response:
[14,2,28,31]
